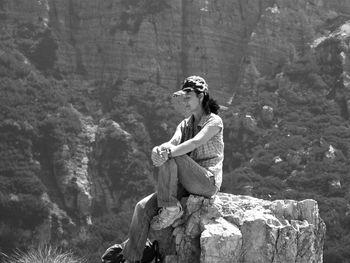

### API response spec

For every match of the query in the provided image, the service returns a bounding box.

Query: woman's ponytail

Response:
[201,92,220,115]
[208,97,220,114]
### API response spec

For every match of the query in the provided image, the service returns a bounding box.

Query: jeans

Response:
[122,155,218,261]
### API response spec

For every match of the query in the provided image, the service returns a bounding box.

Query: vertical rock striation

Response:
[2,0,350,103]
[1,0,279,103]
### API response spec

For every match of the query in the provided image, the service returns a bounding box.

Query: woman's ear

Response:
[199,92,204,102]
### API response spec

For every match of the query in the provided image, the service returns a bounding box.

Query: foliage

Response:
[0,193,49,229]
[0,20,87,257]
[71,210,133,262]
[15,22,59,72]
[0,173,46,196]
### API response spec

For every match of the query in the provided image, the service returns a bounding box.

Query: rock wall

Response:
[1,0,349,104]
[153,193,326,263]
[1,0,278,103]
[2,0,350,104]
[44,0,276,102]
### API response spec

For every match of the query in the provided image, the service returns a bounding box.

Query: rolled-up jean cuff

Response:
[206,176,217,195]
[157,199,178,208]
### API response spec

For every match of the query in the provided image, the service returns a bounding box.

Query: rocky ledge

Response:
[153,192,326,263]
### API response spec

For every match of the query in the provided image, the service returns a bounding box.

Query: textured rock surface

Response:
[56,106,96,223]
[46,0,277,101]
[314,21,350,93]
[1,0,350,103]
[158,193,326,263]
[0,0,281,103]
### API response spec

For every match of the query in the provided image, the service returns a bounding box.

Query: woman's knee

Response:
[134,199,145,215]
[134,193,158,219]
[163,158,177,167]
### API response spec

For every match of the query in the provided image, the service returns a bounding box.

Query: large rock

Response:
[157,193,325,263]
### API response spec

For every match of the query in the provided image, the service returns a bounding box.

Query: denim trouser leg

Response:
[122,193,158,262]
[123,155,218,261]
[157,158,179,207]
[157,154,218,207]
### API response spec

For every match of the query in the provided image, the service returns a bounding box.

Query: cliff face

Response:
[2,0,278,102]
[47,0,277,100]
[3,0,350,102]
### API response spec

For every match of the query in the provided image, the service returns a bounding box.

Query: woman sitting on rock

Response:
[123,75,224,263]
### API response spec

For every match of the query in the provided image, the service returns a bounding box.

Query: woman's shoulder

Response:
[209,113,223,123]
[210,113,223,122]
[200,113,223,127]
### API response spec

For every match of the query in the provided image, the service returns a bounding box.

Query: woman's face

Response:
[183,91,202,114]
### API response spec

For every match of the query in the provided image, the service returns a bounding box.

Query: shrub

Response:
[0,194,49,228]
[12,176,46,196]
[222,167,263,194]
[0,175,46,196]
[283,54,318,80]
[250,148,274,176]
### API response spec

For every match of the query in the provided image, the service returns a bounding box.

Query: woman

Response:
[123,76,224,262]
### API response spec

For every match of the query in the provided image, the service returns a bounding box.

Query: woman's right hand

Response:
[151,146,167,166]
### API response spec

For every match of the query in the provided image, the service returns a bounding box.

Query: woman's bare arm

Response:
[168,125,220,157]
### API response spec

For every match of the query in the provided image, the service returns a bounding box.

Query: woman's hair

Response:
[194,90,220,115]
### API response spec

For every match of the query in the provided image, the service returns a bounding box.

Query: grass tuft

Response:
[3,246,86,263]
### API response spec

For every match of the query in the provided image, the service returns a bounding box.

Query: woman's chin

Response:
[184,108,192,117]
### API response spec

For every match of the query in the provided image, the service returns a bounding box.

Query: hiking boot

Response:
[151,203,183,230]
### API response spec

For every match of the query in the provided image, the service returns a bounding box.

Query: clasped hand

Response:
[151,146,169,167]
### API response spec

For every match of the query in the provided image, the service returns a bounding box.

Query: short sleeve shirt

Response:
[178,113,224,188]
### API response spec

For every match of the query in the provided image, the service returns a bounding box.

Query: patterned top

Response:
[175,113,224,189]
